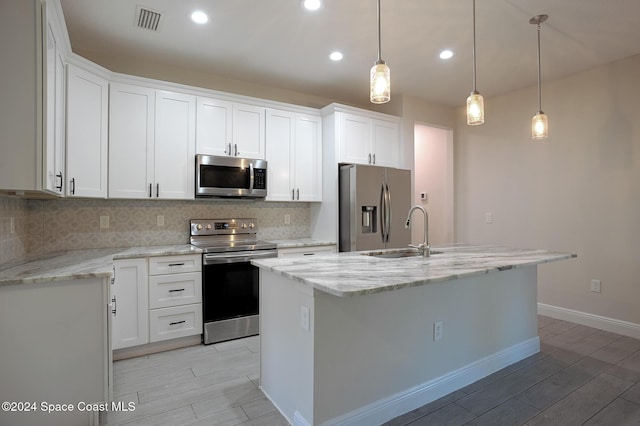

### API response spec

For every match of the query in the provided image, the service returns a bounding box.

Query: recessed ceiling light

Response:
[329,51,343,61]
[439,49,454,60]
[191,11,208,24]
[302,0,322,11]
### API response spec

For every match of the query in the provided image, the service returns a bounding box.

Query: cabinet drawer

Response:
[149,255,201,275]
[149,304,203,343]
[149,272,202,309]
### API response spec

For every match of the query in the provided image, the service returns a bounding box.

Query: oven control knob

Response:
[249,223,255,229]
[196,224,203,230]
[205,224,212,230]
[241,223,247,229]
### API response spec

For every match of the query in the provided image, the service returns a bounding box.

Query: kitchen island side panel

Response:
[259,265,539,425]
[260,269,315,425]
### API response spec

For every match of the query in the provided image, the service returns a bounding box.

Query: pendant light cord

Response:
[377,0,382,62]
[536,23,542,112]
[472,0,477,92]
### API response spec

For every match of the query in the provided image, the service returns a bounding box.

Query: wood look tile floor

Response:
[103,316,640,425]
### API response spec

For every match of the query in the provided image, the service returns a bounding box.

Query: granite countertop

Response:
[252,244,577,297]
[268,238,337,249]
[0,245,202,286]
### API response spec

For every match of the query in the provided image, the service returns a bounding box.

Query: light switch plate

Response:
[99,215,109,229]
[157,215,165,227]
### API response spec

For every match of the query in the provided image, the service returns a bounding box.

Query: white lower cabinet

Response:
[112,254,202,351]
[148,255,202,343]
[111,258,149,350]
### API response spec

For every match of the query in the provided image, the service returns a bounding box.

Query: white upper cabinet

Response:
[109,82,155,199]
[338,113,372,166]
[43,16,65,195]
[333,107,401,168]
[266,109,322,202]
[371,118,400,168]
[294,113,322,201]
[109,83,195,199]
[0,0,69,194]
[154,90,196,199]
[196,97,265,159]
[66,64,109,197]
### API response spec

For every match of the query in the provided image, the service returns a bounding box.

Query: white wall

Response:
[454,54,640,326]
[413,125,454,245]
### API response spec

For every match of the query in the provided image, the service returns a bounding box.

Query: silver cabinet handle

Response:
[296,188,300,200]
[156,183,159,198]
[226,143,231,155]
[169,320,186,326]
[368,153,372,164]
[70,178,76,195]
[149,183,152,198]
[111,295,117,316]
[234,143,239,156]
[168,263,185,267]
[373,154,376,164]
[168,288,185,293]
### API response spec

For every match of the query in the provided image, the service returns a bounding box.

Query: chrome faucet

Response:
[405,205,430,257]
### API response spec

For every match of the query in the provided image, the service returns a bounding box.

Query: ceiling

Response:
[59,0,640,108]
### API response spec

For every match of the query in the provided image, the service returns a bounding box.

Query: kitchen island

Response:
[252,244,576,426]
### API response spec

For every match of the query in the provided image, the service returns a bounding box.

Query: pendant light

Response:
[466,0,484,125]
[530,14,549,140]
[370,0,390,104]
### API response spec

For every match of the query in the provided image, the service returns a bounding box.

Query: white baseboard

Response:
[538,303,640,340]
[322,337,540,426]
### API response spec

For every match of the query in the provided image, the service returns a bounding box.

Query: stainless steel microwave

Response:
[195,154,267,198]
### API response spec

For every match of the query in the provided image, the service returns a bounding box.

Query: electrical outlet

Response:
[485,212,493,224]
[433,321,443,341]
[420,192,427,202]
[99,215,109,229]
[590,279,601,293]
[284,214,291,225]
[300,305,310,331]
[157,215,165,227]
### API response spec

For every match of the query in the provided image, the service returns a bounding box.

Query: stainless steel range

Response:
[190,218,277,345]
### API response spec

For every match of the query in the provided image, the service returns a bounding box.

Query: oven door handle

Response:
[204,250,277,265]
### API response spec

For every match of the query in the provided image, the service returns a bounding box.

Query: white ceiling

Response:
[59,0,640,108]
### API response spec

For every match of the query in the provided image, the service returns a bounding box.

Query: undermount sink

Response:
[362,248,442,259]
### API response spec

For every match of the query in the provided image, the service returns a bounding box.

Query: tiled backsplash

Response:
[0,196,310,265]
[0,197,30,265]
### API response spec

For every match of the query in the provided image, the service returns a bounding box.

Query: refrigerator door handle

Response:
[380,183,387,243]
[384,183,392,243]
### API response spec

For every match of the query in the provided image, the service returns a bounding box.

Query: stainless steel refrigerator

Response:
[339,164,411,252]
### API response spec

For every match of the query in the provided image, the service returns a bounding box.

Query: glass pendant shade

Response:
[531,111,548,139]
[466,91,484,125]
[370,60,390,104]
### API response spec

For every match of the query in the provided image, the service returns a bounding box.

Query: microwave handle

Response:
[249,163,254,192]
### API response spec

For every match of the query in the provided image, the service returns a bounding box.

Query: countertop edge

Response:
[253,249,577,297]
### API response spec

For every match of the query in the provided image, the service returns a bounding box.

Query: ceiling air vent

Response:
[135,5,164,32]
